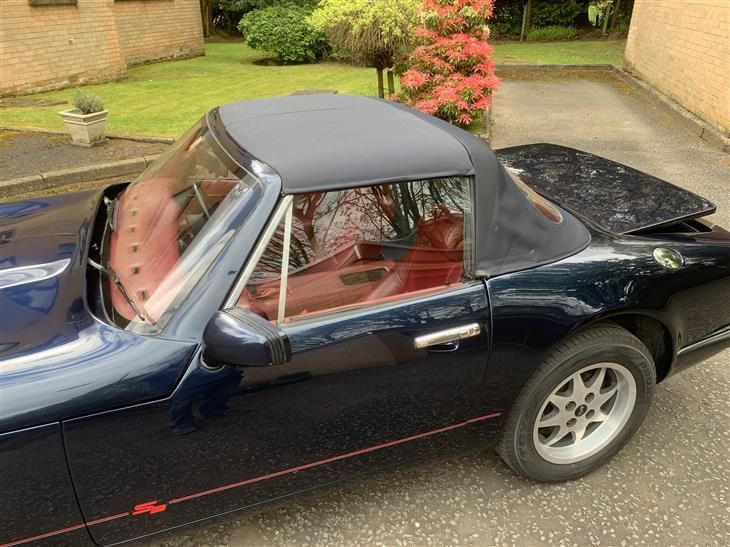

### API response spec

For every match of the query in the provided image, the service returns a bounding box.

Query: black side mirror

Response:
[202,308,291,368]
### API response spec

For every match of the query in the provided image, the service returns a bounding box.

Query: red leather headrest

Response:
[417,205,463,250]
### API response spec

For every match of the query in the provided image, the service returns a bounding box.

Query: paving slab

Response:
[132,72,729,547]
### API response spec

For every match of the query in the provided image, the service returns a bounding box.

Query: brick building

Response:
[625,0,730,136]
[0,0,204,96]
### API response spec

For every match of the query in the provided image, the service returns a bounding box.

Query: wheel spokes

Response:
[543,425,571,447]
[594,383,619,408]
[548,392,572,410]
[586,366,606,391]
[539,409,564,428]
[571,371,588,399]
[573,422,589,442]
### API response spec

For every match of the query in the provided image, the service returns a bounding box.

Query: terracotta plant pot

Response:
[58,108,108,147]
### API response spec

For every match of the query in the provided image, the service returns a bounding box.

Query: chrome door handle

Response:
[414,323,482,349]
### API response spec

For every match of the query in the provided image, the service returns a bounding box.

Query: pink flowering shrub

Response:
[396,0,500,128]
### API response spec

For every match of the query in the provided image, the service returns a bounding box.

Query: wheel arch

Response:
[581,313,675,382]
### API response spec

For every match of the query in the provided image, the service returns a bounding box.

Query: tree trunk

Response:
[601,3,611,36]
[520,0,532,42]
[199,0,212,38]
[386,70,395,97]
[610,0,622,32]
[376,67,385,99]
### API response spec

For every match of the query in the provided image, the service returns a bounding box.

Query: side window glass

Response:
[238,177,472,323]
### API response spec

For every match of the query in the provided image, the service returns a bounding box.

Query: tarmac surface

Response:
[0,129,167,180]
[132,71,729,546]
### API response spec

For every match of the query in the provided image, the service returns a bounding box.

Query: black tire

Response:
[496,322,656,482]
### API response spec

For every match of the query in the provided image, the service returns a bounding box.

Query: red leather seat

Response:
[366,206,463,300]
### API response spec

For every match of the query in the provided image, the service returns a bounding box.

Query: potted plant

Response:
[58,90,108,147]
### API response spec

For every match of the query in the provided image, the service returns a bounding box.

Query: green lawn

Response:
[492,39,626,65]
[0,40,626,138]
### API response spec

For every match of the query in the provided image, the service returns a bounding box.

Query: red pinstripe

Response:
[1,411,500,545]
[0,513,127,547]
[169,412,501,504]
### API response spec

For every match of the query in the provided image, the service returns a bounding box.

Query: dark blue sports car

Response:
[1,95,729,546]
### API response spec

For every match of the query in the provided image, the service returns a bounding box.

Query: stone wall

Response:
[625,0,730,135]
[0,0,203,96]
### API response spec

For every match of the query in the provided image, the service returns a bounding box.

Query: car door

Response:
[62,177,500,545]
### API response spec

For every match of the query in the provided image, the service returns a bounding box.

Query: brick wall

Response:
[0,0,126,95]
[625,0,730,135]
[0,0,203,96]
[113,0,203,66]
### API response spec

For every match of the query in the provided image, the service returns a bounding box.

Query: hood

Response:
[0,190,102,358]
[496,144,716,234]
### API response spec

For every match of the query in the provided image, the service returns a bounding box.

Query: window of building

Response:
[29,0,77,6]
[237,177,472,323]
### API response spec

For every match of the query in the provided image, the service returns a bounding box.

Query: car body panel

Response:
[481,228,730,416]
[62,283,498,545]
[0,189,194,434]
[0,320,197,433]
[0,424,89,547]
[495,144,716,234]
[0,190,100,360]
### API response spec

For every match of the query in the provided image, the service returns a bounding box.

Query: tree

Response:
[200,0,213,37]
[309,0,421,98]
[396,0,500,128]
[520,0,532,41]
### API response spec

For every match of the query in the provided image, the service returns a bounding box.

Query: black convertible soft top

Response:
[214,95,589,277]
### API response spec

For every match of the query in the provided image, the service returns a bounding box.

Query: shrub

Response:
[238,4,328,63]
[215,0,271,33]
[489,0,583,37]
[530,0,583,28]
[396,0,500,128]
[71,89,104,114]
[214,0,317,32]
[309,0,421,95]
[490,0,523,37]
[527,25,577,41]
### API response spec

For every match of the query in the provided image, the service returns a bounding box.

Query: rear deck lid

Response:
[496,144,716,234]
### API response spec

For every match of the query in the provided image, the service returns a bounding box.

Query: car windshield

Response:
[105,120,258,332]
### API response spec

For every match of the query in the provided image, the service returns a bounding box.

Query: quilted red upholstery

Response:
[366,208,463,300]
[108,177,182,321]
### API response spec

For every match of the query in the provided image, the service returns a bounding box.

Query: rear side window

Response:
[507,169,563,224]
[237,177,472,323]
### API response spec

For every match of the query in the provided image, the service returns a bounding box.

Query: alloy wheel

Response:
[532,363,637,464]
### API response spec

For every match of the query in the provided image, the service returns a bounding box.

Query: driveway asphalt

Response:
[137,70,729,547]
[0,129,168,180]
